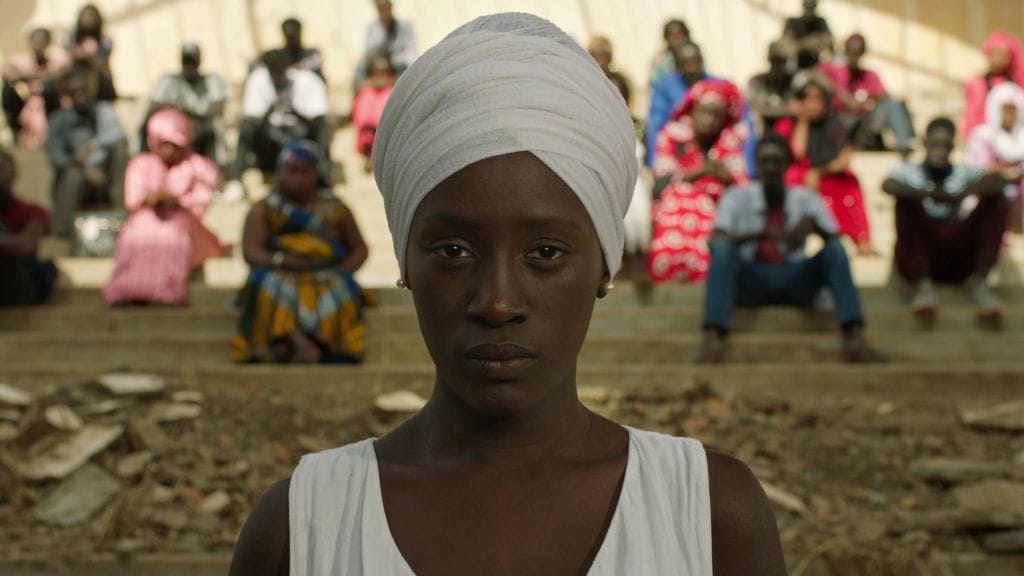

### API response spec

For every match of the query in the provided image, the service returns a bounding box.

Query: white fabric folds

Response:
[373,12,638,278]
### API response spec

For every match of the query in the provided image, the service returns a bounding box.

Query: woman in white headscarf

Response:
[230,13,785,576]
[967,82,1024,230]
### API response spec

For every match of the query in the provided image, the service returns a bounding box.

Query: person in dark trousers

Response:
[0,149,58,305]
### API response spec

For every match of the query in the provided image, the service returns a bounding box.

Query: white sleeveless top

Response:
[289,427,712,575]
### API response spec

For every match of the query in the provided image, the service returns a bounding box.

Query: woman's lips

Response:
[463,343,539,380]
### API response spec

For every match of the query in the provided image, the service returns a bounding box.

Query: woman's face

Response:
[989,46,1012,76]
[802,84,827,120]
[277,161,319,199]
[406,152,606,417]
[691,100,727,138]
[78,7,101,33]
[1002,102,1019,132]
[156,141,183,165]
[665,23,688,49]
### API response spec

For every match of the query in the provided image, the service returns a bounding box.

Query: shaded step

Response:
[2,305,1021,335]
[1,362,1022,401]
[1,331,1023,365]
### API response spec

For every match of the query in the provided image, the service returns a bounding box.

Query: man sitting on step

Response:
[0,149,58,306]
[882,117,1017,319]
[700,133,878,363]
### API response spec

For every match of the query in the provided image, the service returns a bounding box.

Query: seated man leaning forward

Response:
[230,13,786,576]
[701,132,878,363]
[882,117,1016,318]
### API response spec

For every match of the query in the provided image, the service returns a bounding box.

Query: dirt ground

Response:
[1,375,1023,575]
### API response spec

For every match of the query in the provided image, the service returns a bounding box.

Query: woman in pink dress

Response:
[775,72,876,254]
[103,109,223,305]
[352,53,396,173]
[648,79,749,283]
[962,30,1024,141]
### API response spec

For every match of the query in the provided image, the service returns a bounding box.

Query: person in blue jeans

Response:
[700,132,880,363]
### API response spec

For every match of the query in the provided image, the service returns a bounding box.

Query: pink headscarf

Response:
[983,30,1024,86]
[146,108,193,153]
[672,79,745,127]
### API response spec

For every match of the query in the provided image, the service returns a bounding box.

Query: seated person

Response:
[103,109,223,306]
[820,33,914,156]
[963,30,1024,140]
[45,68,128,237]
[224,50,332,200]
[646,42,713,167]
[353,0,418,92]
[775,72,876,255]
[783,0,834,69]
[144,43,230,165]
[588,36,632,101]
[62,4,117,103]
[278,18,324,79]
[648,18,691,89]
[883,117,1018,318]
[233,141,369,364]
[230,15,785,576]
[967,83,1024,231]
[649,80,750,283]
[0,149,57,306]
[747,40,796,134]
[2,28,70,148]
[352,53,396,174]
[701,133,875,363]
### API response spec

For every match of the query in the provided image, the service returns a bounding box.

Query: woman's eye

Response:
[434,244,471,259]
[529,246,565,261]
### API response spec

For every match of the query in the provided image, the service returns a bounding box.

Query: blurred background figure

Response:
[353,0,417,93]
[2,28,70,148]
[821,33,915,157]
[967,83,1024,232]
[352,52,396,174]
[279,18,324,80]
[61,3,117,104]
[234,140,370,365]
[775,72,876,255]
[104,109,223,306]
[962,30,1024,140]
[0,148,57,306]
[588,35,632,101]
[782,0,834,70]
[646,42,715,167]
[143,43,230,165]
[648,18,691,89]
[45,68,127,237]
[747,40,796,134]
[223,49,331,201]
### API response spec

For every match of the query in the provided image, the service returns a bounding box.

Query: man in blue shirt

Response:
[646,43,711,167]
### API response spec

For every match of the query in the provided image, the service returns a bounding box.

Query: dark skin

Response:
[673,44,705,87]
[0,155,45,259]
[143,142,185,210]
[376,0,395,27]
[230,152,786,576]
[682,101,734,185]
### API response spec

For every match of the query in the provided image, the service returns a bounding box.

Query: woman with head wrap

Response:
[775,72,877,255]
[963,30,1024,140]
[648,79,750,283]
[967,82,1024,231]
[103,109,222,305]
[230,13,785,576]
[232,140,370,364]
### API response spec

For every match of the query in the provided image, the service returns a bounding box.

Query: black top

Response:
[783,16,831,40]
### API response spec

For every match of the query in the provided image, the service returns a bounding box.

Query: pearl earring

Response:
[396,278,407,289]
[603,281,615,293]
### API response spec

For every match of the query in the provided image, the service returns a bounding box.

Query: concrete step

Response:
[1,331,1022,366]
[1,362,1021,400]
[1,305,1021,334]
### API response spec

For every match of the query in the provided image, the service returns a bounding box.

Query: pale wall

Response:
[1,0,1023,124]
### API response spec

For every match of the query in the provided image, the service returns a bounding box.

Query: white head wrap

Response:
[983,82,1024,164]
[373,12,638,279]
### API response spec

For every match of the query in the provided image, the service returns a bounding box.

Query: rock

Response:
[760,480,810,517]
[0,422,19,442]
[216,460,250,479]
[961,401,1024,432]
[77,398,135,416]
[149,508,188,531]
[983,529,1024,552]
[197,490,231,515]
[127,418,170,451]
[115,451,153,479]
[44,405,83,432]
[33,463,120,527]
[909,458,1012,484]
[18,424,124,480]
[0,383,31,406]
[171,390,204,404]
[952,480,1024,528]
[98,373,166,396]
[113,538,151,555]
[149,484,176,504]
[374,390,427,413]
[895,508,995,534]
[150,402,202,423]
[0,408,22,422]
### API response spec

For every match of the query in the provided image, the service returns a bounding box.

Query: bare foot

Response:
[909,280,938,319]
[967,278,1003,320]
[696,329,727,364]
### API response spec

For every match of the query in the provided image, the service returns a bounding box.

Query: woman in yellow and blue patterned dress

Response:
[233,140,370,363]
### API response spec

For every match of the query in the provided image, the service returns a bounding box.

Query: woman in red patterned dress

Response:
[648,80,749,283]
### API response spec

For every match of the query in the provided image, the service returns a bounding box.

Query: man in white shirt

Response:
[701,133,876,363]
[225,49,331,199]
[353,0,417,93]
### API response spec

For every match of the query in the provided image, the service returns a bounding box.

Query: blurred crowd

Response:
[1,0,1023,365]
